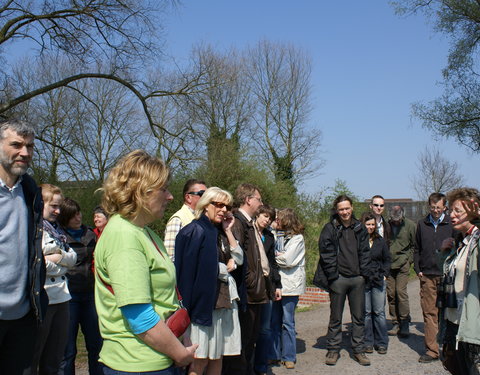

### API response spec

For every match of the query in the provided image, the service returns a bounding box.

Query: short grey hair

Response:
[0,119,35,139]
[390,205,405,222]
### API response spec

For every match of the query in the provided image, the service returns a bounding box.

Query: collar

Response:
[0,175,23,192]
[239,208,253,223]
[429,212,445,226]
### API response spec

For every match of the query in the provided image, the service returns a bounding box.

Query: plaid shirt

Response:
[164,217,182,261]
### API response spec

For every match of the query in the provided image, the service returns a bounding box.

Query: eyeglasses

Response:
[210,201,232,211]
[249,196,263,204]
[188,190,205,197]
[373,204,384,208]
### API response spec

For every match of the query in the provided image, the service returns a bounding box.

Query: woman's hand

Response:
[440,237,455,252]
[222,212,235,231]
[45,253,62,264]
[226,258,236,272]
[275,288,282,301]
[174,344,198,367]
[462,199,480,222]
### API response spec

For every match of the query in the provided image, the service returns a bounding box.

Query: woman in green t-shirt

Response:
[94,150,197,374]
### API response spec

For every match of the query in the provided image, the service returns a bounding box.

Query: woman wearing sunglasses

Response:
[175,187,243,375]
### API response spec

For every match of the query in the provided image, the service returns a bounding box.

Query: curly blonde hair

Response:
[101,150,170,221]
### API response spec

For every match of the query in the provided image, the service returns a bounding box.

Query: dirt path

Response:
[76,280,449,374]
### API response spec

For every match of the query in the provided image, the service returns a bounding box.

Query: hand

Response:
[226,258,236,272]
[45,253,63,264]
[440,237,455,252]
[174,344,198,367]
[222,212,235,231]
[275,288,282,301]
[462,199,480,222]
[418,272,423,278]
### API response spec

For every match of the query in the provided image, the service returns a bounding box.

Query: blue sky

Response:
[162,0,479,200]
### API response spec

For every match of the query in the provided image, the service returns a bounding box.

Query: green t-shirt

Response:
[94,214,179,372]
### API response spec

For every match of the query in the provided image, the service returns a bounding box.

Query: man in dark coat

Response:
[0,119,47,374]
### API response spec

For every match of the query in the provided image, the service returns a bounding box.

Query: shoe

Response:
[376,346,388,355]
[365,346,374,353]
[398,320,410,338]
[353,352,371,366]
[387,323,399,336]
[418,354,439,363]
[283,361,295,369]
[325,351,340,366]
[268,359,281,366]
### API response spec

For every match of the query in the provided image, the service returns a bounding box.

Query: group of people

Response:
[1,117,480,375]
[315,191,480,375]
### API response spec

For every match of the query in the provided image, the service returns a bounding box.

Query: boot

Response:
[398,319,410,338]
[387,323,399,336]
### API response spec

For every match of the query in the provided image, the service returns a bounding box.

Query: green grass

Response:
[76,331,88,366]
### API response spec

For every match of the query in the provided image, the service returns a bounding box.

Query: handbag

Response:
[97,229,190,338]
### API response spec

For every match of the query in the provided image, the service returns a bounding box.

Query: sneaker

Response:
[353,352,371,366]
[283,361,295,369]
[325,351,340,366]
[376,346,388,355]
[365,346,374,353]
[419,354,438,363]
[387,323,399,336]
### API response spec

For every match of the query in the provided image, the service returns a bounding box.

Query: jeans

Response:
[364,281,388,348]
[62,292,103,375]
[271,296,299,362]
[0,309,38,375]
[254,301,273,372]
[327,275,365,354]
[102,365,182,375]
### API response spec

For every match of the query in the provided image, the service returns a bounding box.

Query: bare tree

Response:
[246,40,323,189]
[411,146,465,200]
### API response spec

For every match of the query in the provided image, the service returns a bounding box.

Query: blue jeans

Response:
[254,301,272,372]
[271,296,299,362]
[364,281,388,348]
[63,291,103,375]
[102,365,182,375]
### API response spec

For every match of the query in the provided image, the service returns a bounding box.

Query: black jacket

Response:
[62,225,97,293]
[314,215,371,291]
[22,174,48,322]
[263,228,282,298]
[368,236,391,288]
[414,214,455,276]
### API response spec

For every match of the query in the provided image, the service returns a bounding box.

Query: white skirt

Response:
[189,300,241,359]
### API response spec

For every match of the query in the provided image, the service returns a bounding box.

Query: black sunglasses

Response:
[373,204,384,208]
[188,190,205,197]
[210,201,232,211]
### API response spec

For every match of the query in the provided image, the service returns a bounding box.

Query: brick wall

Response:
[298,287,330,307]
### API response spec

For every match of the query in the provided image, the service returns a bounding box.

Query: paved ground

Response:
[76,280,449,374]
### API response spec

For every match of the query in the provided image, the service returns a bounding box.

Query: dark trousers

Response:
[327,275,365,354]
[222,303,263,375]
[443,320,480,375]
[0,310,38,375]
[62,292,103,375]
[31,302,70,375]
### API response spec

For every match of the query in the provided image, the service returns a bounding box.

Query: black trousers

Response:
[326,275,365,354]
[222,303,264,375]
[443,320,480,375]
[0,309,39,375]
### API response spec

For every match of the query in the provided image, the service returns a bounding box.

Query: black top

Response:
[368,236,391,288]
[338,225,360,277]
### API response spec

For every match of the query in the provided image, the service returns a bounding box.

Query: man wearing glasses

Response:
[164,179,206,260]
[370,195,391,241]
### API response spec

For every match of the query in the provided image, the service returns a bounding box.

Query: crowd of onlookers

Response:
[1,118,480,375]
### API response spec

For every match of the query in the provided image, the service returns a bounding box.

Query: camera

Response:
[437,274,457,309]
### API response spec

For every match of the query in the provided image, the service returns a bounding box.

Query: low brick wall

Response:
[298,286,330,306]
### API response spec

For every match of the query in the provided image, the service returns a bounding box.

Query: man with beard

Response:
[0,119,47,374]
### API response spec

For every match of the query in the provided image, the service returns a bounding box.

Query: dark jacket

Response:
[231,210,268,305]
[414,214,455,276]
[314,215,371,291]
[22,174,48,322]
[263,228,282,298]
[379,215,391,245]
[175,214,219,326]
[63,225,97,293]
[368,236,391,288]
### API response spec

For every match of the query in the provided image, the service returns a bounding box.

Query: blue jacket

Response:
[22,174,48,322]
[175,214,219,326]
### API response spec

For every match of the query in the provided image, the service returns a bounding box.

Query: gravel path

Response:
[76,280,449,374]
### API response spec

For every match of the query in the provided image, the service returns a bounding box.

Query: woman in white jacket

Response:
[31,184,77,375]
[271,208,306,370]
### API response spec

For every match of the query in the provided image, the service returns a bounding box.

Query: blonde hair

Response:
[40,183,63,204]
[194,187,233,219]
[101,150,170,221]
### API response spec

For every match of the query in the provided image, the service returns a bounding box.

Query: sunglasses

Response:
[188,190,205,197]
[373,204,384,208]
[210,201,232,211]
